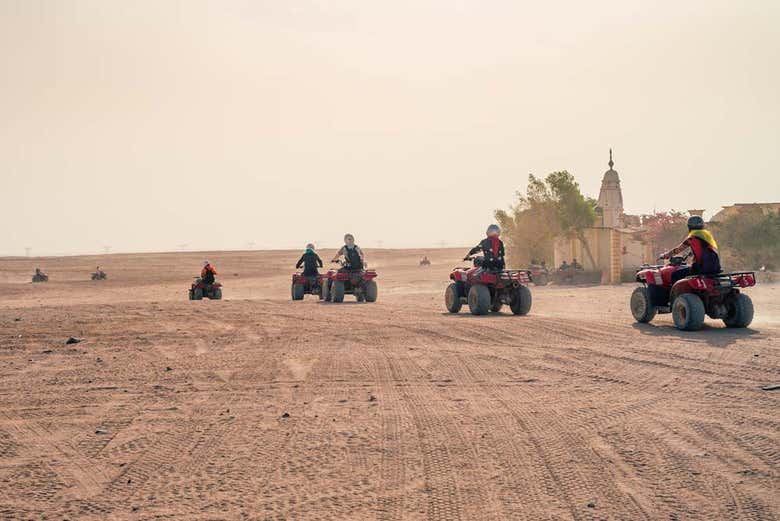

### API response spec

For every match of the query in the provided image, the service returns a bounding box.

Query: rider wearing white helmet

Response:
[296,243,323,277]
[465,224,506,271]
[332,233,365,271]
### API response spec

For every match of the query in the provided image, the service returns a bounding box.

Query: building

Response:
[709,203,780,223]
[553,150,647,284]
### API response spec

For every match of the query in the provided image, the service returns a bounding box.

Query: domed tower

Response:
[596,149,624,228]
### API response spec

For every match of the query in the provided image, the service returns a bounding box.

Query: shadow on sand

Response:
[631,322,760,348]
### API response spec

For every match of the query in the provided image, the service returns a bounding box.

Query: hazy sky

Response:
[2,0,779,256]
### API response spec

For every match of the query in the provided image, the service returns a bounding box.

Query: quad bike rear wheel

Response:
[192,287,204,300]
[292,283,305,301]
[630,286,657,323]
[445,283,462,313]
[509,285,532,315]
[468,285,491,315]
[672,293,705,331]
[212,288,222,300]
[322,280,331,301]
[723,293,754,328]
[534,274,549,286]
[332,281,345,303]
[364,280,378,302]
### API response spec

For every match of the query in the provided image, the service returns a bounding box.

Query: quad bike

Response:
[91,271,107,281]
[528,264,549,286]
[419,258,431,267]
[631,255,755,331]
[189,278,223,300]
[32,273,48,283]
[322,261,378,303]
[445,256,532,315]
[291,272,326,300]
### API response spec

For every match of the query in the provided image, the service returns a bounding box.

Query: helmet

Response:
[486,224,501,237]
[306,243,315,251]
[344,233,355,244]
[687,216,705,230]
[203,260,209,266]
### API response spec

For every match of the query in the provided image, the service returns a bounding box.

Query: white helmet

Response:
[344,233,355,244]
[306,243,315,250]
[486,224,501,237]
[203,260,209,266]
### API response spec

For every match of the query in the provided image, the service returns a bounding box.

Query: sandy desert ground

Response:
[0,249,778,520]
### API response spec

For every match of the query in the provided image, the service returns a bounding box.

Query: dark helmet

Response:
[687,215,705,230]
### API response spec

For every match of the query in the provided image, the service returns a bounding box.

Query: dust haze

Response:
[2,1,779,255]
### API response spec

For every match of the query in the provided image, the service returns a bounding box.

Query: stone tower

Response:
[596,149,624,228]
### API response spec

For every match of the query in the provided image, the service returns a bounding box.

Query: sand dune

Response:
[1,249,778,520]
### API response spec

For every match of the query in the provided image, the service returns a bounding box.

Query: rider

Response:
[201,260,217,285]
[465,224,505,271]
[332,233,365,271]
[660,215,721,281]
[296,243,323,277]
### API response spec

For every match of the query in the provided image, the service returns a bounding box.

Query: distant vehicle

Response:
[419,256,431,267]
[445,256,532,316]
[32,269,48,283]
[291,272,326,300]
[631,255,755,330]
[527,264,549,286]
[189,278,223,300]
[322,260,378,303]
[91,268,107,281]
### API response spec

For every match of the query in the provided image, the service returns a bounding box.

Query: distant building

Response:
[554,149,647,284]
[709,203,780,223]
[595,150,624,228]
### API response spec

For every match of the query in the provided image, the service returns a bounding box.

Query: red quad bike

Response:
[189,278,223,300]
[445,256,532,316]
[322,261,378,303]
[291,272,326,300]
[528,264,550,286]
[631,255,755,331]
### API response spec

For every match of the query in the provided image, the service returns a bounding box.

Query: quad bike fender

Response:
[362,270,378,281]
[468,270,497,285]
[449,270,469,282]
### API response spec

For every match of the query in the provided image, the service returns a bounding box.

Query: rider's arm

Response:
[467,245,481,256]
[315,254,323,267]
[356,246,365,261]
[296,255,305,269]
[662,239,690,259]
[332,246,345,262]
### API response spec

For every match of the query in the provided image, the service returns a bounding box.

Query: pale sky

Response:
[2,0,779,256]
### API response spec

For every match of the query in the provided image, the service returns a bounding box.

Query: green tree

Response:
[545,171,598,268]
[495,171,597,267]
[712,208,780,270]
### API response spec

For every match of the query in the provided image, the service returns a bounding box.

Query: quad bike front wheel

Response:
[534,274,549,286]
[630,286,657,323]
[723,293,754,328]
[191,288,204,300]
[322,280,331,302]
[445,283,462,313]
[292,283,305,301]
[468,285,491,315]
[364,280,378,302]
[509,285,532,315]
[212,288,222,300]
[491,299,503,313]
[332,281,346,303]
[672,293,705,331]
